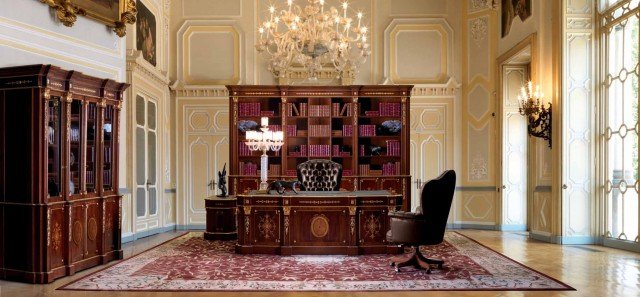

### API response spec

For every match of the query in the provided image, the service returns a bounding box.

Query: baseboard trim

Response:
[602,237,640,253]
[557,236,597,245]
[122,225,177,244]
[176,224,206,230]
[529,232,558,243]
[447,223,497,230]
[497,224,527,231]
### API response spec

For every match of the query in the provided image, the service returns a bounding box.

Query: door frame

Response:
[496,33,538,231]
[132,92,161,233]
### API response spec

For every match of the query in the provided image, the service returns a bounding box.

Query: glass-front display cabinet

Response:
[0,64,128,283]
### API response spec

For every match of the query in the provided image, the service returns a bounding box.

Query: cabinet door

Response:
[251,208,281,246]
[46,97,63,199]
[380,178,401,194]
[69,203,86,263]
[68,99,84,197]
[102,104,116,192]
[358,208,388,246]
[237,178,259,194]
[103,197,119,253]
[290,208,348,246]
[339,177,356,191]
[359,178,379,191]
[85,200,101,258]
[85,102,99,195]
[48,205,66,270]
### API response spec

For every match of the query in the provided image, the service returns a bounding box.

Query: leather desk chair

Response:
[386,170,456,273]
[297,159,342,191]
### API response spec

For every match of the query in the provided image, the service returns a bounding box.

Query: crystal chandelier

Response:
[518,81,552,147]
[245,117,284,192]
[255,0,371,82]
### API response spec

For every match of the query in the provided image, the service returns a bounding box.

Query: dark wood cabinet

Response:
[204,197,237,240]
[227,85,413,211]
[0,64,127,283]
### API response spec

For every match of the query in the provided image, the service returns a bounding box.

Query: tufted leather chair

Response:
[296,160,342,191]
[387,170,456,273]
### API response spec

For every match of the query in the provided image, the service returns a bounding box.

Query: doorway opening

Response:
[496,35,537,231]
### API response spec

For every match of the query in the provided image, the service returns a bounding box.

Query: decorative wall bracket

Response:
[523,103,552,148]
[40,0,137,37]
[518,82,552,148]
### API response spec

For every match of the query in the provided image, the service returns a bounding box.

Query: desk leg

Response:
[348,206,358,255]
[281,206,292,255]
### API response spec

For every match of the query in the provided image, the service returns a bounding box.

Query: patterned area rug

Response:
[59,232,573,291]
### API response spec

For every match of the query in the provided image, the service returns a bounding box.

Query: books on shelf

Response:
[269,164,281,176]
[309,105,331,117]
[103,170,112,185]
[286,169,297,176]
[386,140,401,156]
[359,125,376,136]
[289,145,308,157]
[332,130,342,136]
[261,110,275,116]
[332,145,351,156]
[369,170,382,176]
[342,125,353,136]
[286,125,297,136]
[379,102,401,117]
[364,111,380,117]
[359,145,366,157]
[239,141,252,156]
[359,164,370,175]
[343,169,353,176]
[286,103,299,116]
[268,125,282,132]
[239,162,258,175]
[382,162,401,175]
[239,102,262,116]
[103,147,112,163]
[309,125,330,137]
[309,145,331,157]
[86,170,94,185]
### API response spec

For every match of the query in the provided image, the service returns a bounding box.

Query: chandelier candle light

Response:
[256,0,371,82]
[518,81,552,147]
[245,117,285,192]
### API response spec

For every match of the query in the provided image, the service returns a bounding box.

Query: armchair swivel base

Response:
[389,247,443,273]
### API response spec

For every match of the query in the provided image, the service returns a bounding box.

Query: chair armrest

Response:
[388,211,424,220]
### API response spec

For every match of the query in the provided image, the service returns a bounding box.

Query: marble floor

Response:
[0,230,638,297]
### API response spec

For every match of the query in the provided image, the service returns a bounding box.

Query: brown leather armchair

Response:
[297,159,342,191]
[386,170,456,273]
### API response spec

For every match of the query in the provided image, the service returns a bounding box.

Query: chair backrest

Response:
[297,159,342,191]
[420,170,456,245]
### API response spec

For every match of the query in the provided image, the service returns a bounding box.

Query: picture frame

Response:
[501,0,532,38]
[40,0,137,37]
[136,0,156,66]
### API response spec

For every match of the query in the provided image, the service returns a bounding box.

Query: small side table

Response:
[204,196,237,240]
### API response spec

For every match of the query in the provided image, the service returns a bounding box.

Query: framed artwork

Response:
[40,0,137,37]
[136,1,156,66]
[501,0,532,37]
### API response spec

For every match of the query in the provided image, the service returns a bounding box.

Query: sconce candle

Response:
[518,81,552,147]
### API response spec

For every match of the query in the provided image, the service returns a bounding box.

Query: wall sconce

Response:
[518,81,552,147]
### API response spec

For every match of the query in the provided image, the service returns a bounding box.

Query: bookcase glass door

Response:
[69,99,83,196]
[47,97,62,198]
[103,104,115,191]
[135,95,158,218]
[86,102,98,193]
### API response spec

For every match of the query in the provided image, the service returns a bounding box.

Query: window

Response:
[601,0,640,242]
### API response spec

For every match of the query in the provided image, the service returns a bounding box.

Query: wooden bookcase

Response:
[0,64,127,283]
[227,85,413,211]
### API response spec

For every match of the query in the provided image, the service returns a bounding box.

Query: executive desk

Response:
[236,190,402,255]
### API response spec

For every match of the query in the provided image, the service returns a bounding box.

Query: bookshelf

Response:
[227,85,413,211]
